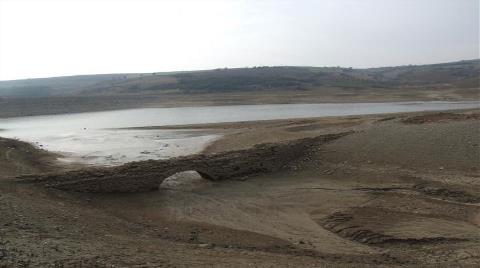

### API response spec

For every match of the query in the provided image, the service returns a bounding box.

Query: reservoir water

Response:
[0,101,478,165]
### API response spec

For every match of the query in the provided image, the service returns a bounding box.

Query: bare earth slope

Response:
[0,110,479,267]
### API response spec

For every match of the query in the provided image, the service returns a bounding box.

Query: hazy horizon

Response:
[0,57,479,82]
[0,0,478,81]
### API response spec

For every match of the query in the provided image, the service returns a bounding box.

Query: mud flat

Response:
[0,109,479,267]
[1,101,477,166]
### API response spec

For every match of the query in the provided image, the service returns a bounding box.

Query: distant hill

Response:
[0,59,478,97]
[0,73,145,97]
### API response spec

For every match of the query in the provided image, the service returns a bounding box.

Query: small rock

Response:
[323,169,334,174]
[198,243,212,249]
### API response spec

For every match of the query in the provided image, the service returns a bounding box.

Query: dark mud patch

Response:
[402,112,480,124]
[375,116,397,123]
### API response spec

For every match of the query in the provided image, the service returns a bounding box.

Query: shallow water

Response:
[0,101,478,165]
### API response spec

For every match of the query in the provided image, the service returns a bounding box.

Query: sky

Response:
[0,0,478,80]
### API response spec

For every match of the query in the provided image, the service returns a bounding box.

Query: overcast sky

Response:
[0,0,478,80]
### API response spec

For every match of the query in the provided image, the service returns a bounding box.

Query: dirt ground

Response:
[0,109,479,267]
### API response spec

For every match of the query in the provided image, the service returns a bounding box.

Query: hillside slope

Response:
[1,59,478,97]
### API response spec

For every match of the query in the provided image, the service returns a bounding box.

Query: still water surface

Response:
[0,101,478,165]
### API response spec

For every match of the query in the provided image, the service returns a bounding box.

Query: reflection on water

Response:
[0,101,478,165]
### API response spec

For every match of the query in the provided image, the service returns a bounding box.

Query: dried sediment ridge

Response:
[18,132,351,193]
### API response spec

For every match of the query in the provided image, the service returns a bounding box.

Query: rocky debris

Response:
[17,132,351,193]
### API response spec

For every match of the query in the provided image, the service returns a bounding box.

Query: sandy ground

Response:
[0,109,479,267]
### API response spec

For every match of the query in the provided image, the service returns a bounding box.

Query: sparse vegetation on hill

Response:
[0,59,478,97]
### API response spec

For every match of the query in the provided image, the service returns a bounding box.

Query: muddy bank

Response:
[0,137,60,177]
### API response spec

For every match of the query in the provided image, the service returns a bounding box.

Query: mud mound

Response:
[18,132,351,193]
[402,112,480,124]
[318,208,472,246]
[0,137,58,177]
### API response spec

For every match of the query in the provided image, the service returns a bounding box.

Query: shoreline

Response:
[1,89,478,118]
[1,99,478,121]
[1,107,478,169]
[115,106,480,131]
